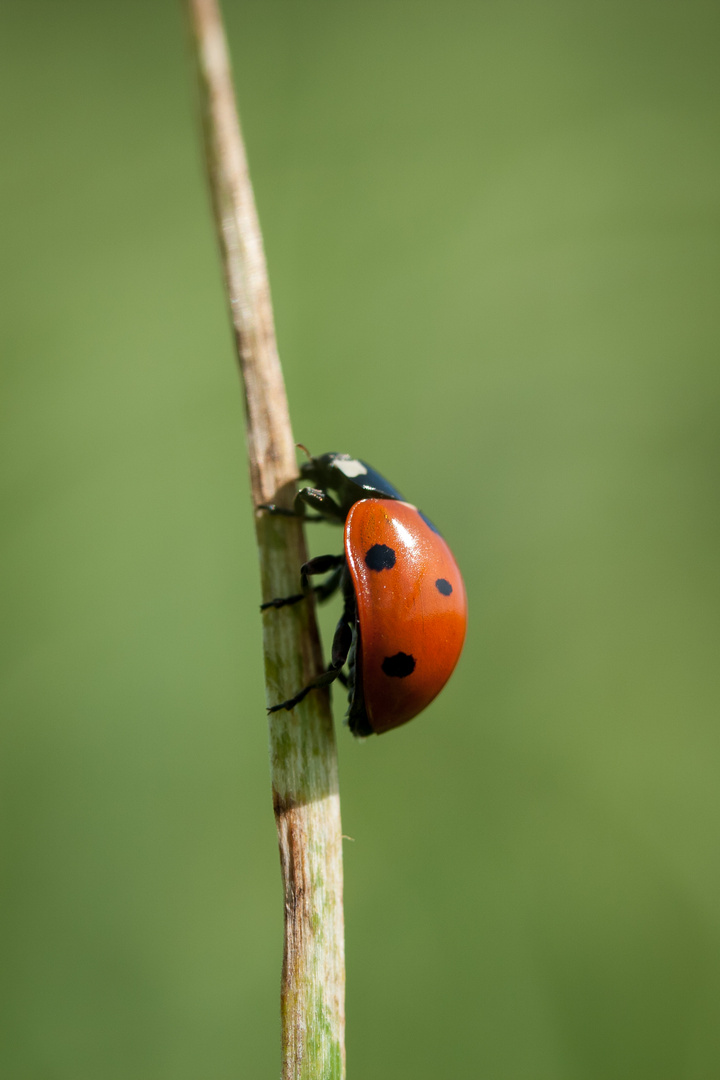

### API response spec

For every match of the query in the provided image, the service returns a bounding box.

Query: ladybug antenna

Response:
[296,443,312,461]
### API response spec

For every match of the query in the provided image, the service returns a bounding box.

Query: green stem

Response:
[186,3,346,1076]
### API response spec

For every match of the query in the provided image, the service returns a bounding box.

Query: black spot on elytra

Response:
[435,578,453,596]
[365,543,396,571]
[382,652,416,678]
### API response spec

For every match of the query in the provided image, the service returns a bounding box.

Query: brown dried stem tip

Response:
[186,1,346,1076]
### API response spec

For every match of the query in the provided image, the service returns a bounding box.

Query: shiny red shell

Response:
[344,499,467,734]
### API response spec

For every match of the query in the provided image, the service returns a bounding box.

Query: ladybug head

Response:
[299,452,405,515]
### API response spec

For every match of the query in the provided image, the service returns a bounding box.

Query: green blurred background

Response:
[2,1,719,1076]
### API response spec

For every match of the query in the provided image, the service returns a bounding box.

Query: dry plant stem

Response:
[187,1,346,1076]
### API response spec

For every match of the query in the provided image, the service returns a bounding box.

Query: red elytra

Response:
[345,499,467,733]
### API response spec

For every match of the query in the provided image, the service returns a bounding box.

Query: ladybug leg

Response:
[260,554,344,610]
[258,487,344,523]
[299,554,344,593]
[310,563,344,603]
[267,613,353,714]
[257,505,325,522]
[294,487,344,520]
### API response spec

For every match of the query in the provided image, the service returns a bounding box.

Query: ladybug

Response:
[260,451,467,736]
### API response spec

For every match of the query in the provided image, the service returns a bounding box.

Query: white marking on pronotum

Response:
[335,457,368,478]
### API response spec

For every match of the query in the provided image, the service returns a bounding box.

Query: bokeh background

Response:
[2,1,720,1077]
